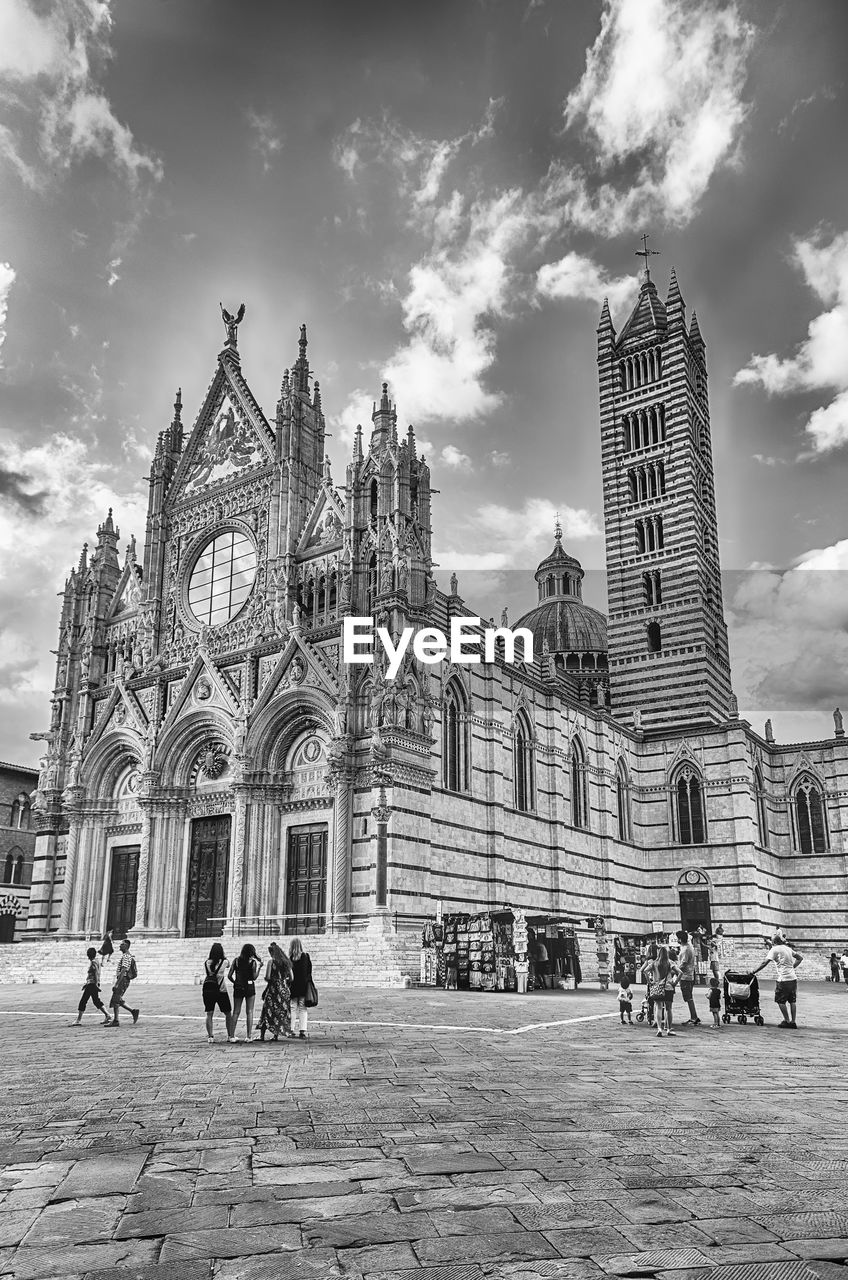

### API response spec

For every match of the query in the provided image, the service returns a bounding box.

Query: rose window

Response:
[187,530,257,627]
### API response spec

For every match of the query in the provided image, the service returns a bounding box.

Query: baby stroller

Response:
[722,971,764,1025]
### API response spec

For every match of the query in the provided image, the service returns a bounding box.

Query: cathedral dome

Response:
[515,521,608,660]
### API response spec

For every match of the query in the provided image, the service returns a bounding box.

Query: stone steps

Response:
[0,930,423,988]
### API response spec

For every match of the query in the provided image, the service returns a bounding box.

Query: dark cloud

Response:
[0,466,47,516]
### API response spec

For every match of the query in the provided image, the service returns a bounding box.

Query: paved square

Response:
[0,981,847,1279]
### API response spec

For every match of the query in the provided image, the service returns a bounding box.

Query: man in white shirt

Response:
[675,930,701,1026]
[751,934,803,1028]
[840,950,848,987]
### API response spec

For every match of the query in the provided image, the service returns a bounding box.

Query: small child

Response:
[73,947,111,1026]
[707,974,722,1028]
[617,976,633,1025]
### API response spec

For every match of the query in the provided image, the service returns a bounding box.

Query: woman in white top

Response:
[202,942,232,1043]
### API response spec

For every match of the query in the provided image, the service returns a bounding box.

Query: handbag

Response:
[305,978,318,1008]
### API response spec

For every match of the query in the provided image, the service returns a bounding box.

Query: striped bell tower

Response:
[598,261,732,731]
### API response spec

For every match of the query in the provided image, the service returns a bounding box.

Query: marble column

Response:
[133,802,153,932]
[371,784,392,910]
[227,789,248,923]
[331,770,354,919]
[57,790,85,935]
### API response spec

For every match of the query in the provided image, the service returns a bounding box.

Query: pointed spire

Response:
[598,296,613,332]
[279,368,290,402]
[380,381,390,413]
[371,381,395,448]
[353,423,363,461]
[689,309,704,351]
[666,267,683,306]
[554,512,563,544]
[173,387,182,423]
[170,387,183,451]
[312,379,322,411]
[406,423,416,459]
[97,508,118,542]
[77,543,88,574]
[293,324,310,394]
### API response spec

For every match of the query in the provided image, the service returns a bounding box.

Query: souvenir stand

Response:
[420,909,582,993]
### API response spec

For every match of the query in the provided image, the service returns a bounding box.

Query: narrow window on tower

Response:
[514,714,535,812]
[443,680,470,794]
[367,552,378,613]
[636,520,646,554]
[754,766,769,849]
[643,570,662,606]
[674,766,706,844]
[793,777,827,854]
[570,736,588,829]
[616,760,631,842]
[370,478,379,525]
[647,621,662,652]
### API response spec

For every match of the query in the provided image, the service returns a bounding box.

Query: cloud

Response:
[0,262,15,358]
[727,541,848,730]
[245,108,284,172]
[0,0,162,189]
[439,445,472,471]
[436,497,600,573]
[0,465,47,515]
[489,450,511,468]
[536,251,639,312]
[734,229,848,453]
[562,0,754,230]
[106,257,121,287]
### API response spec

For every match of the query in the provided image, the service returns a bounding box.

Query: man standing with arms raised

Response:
[676,930,701,1027]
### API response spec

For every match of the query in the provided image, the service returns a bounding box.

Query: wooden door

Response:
[285,824,327,934]
[679,889,712,937]
[185,816,231,937]
[106,846,139,937]
[0,913,16,944]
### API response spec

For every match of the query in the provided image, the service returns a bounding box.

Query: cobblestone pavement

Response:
[0,980,847,1280]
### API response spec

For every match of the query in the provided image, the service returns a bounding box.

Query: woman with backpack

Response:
[289,937,314,1040]
[202,942,232,1043]
[257,941,293,1041]
[227,942,261,1043]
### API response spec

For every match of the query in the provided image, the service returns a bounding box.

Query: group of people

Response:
[829,950,848,985]
[202,939,314,1043]
[71,932,315,1043]
[615,928,805,1036]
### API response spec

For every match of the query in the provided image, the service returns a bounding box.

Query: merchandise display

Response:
[420,909,582,993]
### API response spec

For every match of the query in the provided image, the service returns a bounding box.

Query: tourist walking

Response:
[72,946,111,1026]
[617,975,633,1026]
[98,928,114,965]
[829,952,840,983]
[202,942,232,1043]
[107,938,139,1028]
[707,974,722,1028]
[258,941,293,1041]
[227,942,261,1043]
[840,949,848,987]
[649,945,680,1038]
[750,933,803,1028]
[289,937,314,1039]
[676,929,701,1026]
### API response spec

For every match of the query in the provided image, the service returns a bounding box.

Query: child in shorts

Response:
[707,974,722,1028]
[617,976,633,1025]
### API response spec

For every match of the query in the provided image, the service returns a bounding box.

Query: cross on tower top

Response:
[635,233,660,281]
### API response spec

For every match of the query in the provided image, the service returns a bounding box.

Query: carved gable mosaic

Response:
[180,391,267,498]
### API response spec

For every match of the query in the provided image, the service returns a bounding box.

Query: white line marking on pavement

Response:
[1,1010,622,1036]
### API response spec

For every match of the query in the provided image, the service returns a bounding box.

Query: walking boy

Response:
[707,974,722,1028]
[73,947,111,1026]
[107,939,140,1028]
[751,933,803,1028]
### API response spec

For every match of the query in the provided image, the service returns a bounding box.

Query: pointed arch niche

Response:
[442,679,470,794]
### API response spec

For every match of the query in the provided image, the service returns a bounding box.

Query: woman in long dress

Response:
[258,941,293,1041]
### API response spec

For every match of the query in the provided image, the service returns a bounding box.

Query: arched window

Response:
[443,681,470,794]
[616,761,631,842]
[328,571,337,614]
[793,776,827,854]
[647,621,662,652]
[10,794,30,829]
[570,736,588,829]
[514,714,535,812]
[370,479,379,524]
[675,766,706,845]
[754,766,768,849]
[2,854,12,883]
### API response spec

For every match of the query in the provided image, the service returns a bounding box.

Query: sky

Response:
[2,0,848,764]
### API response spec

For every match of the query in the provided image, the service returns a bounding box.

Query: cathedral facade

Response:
[26,275,848,967]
